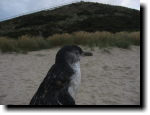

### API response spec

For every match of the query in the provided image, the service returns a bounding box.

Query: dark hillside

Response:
[0,2,140,38]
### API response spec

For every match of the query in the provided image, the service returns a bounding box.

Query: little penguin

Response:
[30,45,91,105]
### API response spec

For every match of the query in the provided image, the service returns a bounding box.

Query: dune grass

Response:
[0,31,140,53]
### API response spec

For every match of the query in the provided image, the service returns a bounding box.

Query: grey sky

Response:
[0,0,140,21]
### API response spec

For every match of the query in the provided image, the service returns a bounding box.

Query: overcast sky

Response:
[0,0,140,21]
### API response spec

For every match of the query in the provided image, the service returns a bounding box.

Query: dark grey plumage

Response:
[30,45,83,105]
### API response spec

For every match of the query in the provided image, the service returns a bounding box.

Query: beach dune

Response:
[0,46,140,105]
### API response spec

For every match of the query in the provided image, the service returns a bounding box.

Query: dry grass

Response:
[0,31,140,53]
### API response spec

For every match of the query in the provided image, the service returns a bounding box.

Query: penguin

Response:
[30,45,86,105]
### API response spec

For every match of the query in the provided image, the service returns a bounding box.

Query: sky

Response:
[0,0,140,21]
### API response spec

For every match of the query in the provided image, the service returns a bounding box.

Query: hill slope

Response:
[0,2,140,38]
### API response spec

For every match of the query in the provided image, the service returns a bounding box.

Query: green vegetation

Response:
[0,2,140,38]
[0,31,140,53]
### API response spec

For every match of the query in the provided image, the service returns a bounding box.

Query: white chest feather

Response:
[68,62,81,99]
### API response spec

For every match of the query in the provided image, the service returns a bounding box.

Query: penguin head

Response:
[55,45,83,64]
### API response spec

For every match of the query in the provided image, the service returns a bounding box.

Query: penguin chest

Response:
[68,62,81,99]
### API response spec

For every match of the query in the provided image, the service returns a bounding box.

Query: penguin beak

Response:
[82,51,93,56]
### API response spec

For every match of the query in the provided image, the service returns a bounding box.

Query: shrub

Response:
[0,37,18,52]
[0,31,140,53]
[17,35,39,51]
[47,33,73,47]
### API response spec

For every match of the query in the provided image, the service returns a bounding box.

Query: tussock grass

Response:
[0,31,140,53]
[0,37,18,52]
[47,33,73,47]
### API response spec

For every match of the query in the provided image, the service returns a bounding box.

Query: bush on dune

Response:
[47,33,73,47]
[0,31,140,53]
[0,37,18,52]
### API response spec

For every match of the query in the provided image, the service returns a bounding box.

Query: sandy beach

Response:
[0,46,140,105]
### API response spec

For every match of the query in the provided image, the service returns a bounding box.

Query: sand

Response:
[0,46,140,105]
